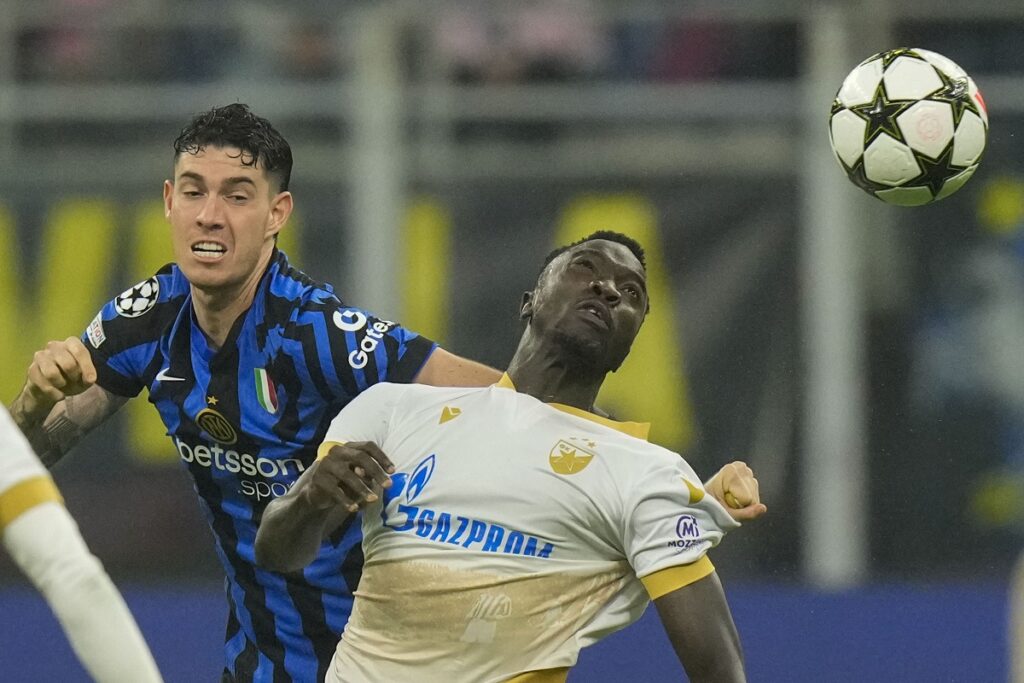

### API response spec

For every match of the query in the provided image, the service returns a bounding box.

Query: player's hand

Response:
[303,441,395,513]
[20,337,98,419]
[705,461,767,522]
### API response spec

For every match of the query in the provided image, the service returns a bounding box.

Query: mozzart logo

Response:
[667,513,707,553]
[332,308,397,370]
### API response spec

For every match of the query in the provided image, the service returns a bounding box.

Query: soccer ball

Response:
[828,47,988,206]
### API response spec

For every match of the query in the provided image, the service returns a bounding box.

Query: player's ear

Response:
[267,191,293,239]
[163,180,174,217]
[520,291,534,320]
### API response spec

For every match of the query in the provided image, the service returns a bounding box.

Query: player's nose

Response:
[589,279,621,304]
[195,196,225,229]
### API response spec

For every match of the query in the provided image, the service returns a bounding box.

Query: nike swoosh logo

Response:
[156,368,185,382]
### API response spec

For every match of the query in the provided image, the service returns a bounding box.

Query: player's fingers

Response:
[64,337,98,385]
[31,352,69,391]
[728,502,768,521]
[26,363,66,403]
[335,468,381,507]
[324,445,392,489]
[49,344,86,388]
[348,441,395,474]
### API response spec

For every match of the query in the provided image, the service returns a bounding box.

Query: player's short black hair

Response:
[173,103,293,193]
[540,230,647,276]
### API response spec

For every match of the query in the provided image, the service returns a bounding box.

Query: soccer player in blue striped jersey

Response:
[8,103,499,682]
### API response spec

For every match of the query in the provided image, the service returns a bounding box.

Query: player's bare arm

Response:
[255,441,394,572]
[9,337,126,466]
[413,347,501,387]
[655,571,747,683]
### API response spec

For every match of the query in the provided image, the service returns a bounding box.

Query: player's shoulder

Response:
[358,381,482,406]
[87,263,187,347]
[263,250,336,314]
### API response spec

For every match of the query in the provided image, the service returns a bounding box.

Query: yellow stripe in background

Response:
[641,556,715,600]
[0,203,22,403]
[401,198,452,344]
[127,201,177,464]
[555,195,695,452]
[0,476,64,531]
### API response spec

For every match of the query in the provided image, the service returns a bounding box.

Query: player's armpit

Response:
[10,385,127,467]
[413,347,501,387]
[653,571,747,683]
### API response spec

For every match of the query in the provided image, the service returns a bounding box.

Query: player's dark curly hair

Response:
[173,103,293,193]
[541,230,647,274]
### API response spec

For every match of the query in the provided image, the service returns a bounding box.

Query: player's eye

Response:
[182,190,203,198]
[623,284,641,300]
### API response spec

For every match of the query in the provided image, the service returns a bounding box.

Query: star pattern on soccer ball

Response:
[913,142,962,197]
[930,68,979,126]
[851,85,913,145]
[878,47,921,69]
[846,159,880,195]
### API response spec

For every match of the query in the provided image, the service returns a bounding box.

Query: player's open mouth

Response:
[191,241,227,261]
[576,301,610,329]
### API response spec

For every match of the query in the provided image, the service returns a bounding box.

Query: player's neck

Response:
[506,342,604,412]
[190,253,271,349]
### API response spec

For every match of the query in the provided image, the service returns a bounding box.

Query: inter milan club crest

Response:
[196,408,238,445]
[114,277,159,318]
[548,437,598,475]
[254,368,279,414]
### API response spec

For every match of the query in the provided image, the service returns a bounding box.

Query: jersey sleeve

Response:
[317,382,408,459]
[80,269,176,398]
[310,299,437,400]
[622,453,741,596]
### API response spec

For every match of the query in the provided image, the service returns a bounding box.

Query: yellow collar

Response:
[494,373,651,440]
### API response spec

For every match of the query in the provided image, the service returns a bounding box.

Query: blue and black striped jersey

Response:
[81,249,436,682]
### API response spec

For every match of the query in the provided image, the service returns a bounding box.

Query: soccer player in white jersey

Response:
[0,405,162,682]
[256,231,766,683]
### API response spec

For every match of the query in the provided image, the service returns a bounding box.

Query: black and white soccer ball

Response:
[828,47,988,206]
[115,277,160,318]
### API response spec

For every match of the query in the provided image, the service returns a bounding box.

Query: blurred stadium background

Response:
[0,0,1021,680]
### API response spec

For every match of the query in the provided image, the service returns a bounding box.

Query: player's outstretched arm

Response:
[9,337,126,466]
[654,571,746,683]
[255,441,394,572]
[413,347,501,387]
[3,502,163,682]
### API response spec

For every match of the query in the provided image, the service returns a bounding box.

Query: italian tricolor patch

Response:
[254,368,279,414]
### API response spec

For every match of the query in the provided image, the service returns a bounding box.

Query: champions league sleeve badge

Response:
[115,277,160,318]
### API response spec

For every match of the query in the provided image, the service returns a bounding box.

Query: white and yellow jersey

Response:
[0,406,62,529]
[320,376,740,683]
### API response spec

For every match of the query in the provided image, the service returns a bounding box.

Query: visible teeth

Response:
[192,242,226,253]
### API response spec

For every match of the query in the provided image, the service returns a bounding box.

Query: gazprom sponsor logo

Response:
[332,307,397,370]
[173,436,307,502]
[381,455,555,559]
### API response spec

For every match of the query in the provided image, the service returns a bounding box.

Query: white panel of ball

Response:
[914,48,968,80]
[952,111,986,166]
[875,186,935,207]
[830,109,868,167]
[837,58,884,107]
[935,165,978,200]
[883,56,944,100]
[863,134,921,186]
[897,100,954,159]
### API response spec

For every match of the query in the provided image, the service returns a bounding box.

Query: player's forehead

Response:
[173,145,267,184]
[562,240,645,278]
